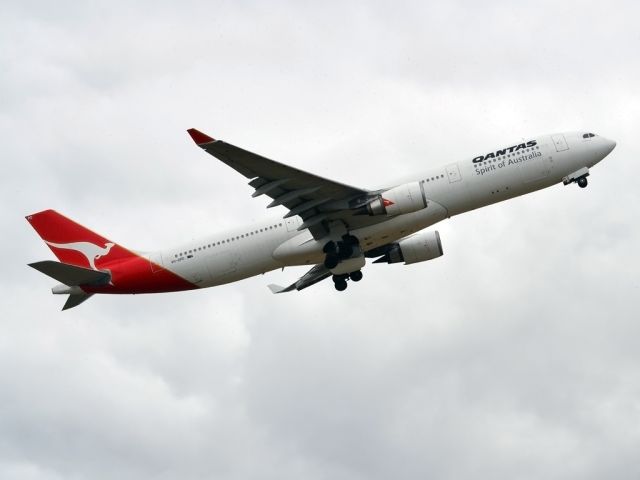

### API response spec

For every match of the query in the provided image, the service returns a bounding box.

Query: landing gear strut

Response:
[325,234,363,291]
[563,168,590,189]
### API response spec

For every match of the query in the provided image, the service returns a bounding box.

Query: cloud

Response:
[1,1,639,479]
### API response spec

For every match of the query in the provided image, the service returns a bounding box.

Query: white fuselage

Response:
[158,131,615,288]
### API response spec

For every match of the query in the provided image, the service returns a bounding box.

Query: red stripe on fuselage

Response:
[27,209,197,294]
[83,256,198,294]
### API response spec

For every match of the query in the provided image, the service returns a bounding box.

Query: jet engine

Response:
[373,231,443,264]
[365,181,428,216]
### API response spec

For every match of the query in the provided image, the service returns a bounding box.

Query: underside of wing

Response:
[187,129,387,238]
[268,263,332,293]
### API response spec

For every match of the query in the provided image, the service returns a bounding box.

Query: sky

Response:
[2,1,640,479]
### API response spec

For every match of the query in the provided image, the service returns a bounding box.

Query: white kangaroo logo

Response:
[46,241,115,270]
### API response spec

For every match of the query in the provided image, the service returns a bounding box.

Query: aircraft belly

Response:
[206,249,241,283]
[161,257,209,287]
[355,201,448,251]
[204,235,284,287]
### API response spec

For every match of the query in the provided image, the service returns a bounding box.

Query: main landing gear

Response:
[332,270,363,291]
[577,176,588,188]
[323,234,359,269]
[324,234,364,292]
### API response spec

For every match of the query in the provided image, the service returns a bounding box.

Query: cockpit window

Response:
[583,133,596,138]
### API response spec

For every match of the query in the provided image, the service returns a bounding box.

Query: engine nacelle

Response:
[374,231,443,265]
[366,181,427,216]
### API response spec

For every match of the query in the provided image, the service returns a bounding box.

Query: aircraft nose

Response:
[603,138,617,155]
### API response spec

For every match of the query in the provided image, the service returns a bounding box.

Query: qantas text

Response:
[472,140,537,163]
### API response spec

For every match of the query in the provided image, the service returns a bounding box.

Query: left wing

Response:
[187,129,383,238]
[268,264,332,293]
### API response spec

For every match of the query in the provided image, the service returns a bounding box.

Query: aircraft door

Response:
[445,163,462,183]
[551,134,569,152]
[148,252,164,273]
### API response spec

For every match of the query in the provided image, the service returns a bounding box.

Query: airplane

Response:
[27,129,616,310]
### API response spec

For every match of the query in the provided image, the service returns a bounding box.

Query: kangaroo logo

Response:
[46,241,115,270]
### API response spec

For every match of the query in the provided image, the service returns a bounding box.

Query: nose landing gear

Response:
[563,167,590,189]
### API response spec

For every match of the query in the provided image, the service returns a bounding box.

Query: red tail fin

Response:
[26,210,135,270]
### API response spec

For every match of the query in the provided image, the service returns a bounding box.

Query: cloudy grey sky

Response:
[2,1,639,479]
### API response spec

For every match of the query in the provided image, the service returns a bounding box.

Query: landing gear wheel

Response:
[342,234,359,246]
[324,254,339,269]
[349,270,363,282]
[334,279,348,291]
[339,244,353,259]
[323,241,337,254]
[577,177,588,188]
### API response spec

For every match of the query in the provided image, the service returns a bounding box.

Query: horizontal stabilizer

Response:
[29,260,111,286]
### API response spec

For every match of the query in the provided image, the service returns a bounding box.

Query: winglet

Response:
[268,283,298,294]
[187,128,216,145]
[267,284,286,294]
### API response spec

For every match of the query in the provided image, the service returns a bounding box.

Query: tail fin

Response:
[26,210,135,270]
